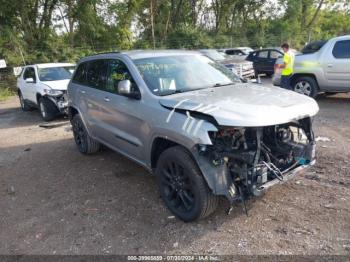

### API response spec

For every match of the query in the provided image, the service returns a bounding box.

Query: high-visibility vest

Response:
[282,51,294,76]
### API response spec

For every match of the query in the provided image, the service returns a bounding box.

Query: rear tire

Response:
[39,97,58,121]
[156,146,219,222]
[72,114,100,154]
[292,76,318,98]
[18,91,32,111]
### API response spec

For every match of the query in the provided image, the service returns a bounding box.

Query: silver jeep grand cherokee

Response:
[67,50,319,222]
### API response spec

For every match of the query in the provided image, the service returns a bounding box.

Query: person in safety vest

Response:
[278,43,294,90]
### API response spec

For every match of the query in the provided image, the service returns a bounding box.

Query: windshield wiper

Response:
[159,89,189,96]
[160,88,206,96]
[212,82,235,87]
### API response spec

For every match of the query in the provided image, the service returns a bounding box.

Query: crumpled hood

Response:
[159,83,319,127]
[41,79,70,90]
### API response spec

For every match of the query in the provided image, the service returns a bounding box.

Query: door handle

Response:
[80,90,86,94]
[104,97,110,102]
[327,64,333,68]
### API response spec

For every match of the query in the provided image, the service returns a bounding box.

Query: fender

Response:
[67,105,94,138]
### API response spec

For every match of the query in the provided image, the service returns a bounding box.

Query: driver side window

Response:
[106,59,137,94]
[23,67,36,82]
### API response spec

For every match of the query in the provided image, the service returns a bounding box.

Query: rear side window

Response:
[86,60,108,89]
[332,40,350,59]
[23,67,36,82]
[72,63,88,84]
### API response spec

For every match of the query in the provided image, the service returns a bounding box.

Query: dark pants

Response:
[281,75,292,90]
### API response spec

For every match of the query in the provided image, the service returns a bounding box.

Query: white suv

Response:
[17,63,75,121]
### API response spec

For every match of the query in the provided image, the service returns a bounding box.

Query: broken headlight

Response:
[44,89,64,97]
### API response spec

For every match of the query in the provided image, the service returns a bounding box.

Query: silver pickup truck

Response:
[273,35,350,97]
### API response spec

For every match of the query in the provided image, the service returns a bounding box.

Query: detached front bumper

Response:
[252,159,316,196]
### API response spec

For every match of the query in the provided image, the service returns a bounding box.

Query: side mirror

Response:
[25,78,35,83]
[118,80,140,100]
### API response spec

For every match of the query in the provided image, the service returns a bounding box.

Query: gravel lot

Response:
[0,81,349,255]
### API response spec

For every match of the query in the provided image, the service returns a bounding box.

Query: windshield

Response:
[134,55,241,96]
[38,66,75,81]
[202,50,227,61]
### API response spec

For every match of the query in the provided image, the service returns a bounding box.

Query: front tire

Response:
[292,76,318,98]
[156,146,219,222]
[71,114,100,154]
[39,97,58,121]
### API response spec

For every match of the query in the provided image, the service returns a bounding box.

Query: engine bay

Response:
[200,117,316,200]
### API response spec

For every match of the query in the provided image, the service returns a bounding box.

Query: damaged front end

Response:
[44,89,69,114]
[193,117,316,204]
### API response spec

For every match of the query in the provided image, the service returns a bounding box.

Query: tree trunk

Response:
[150,0,156,49]
[307,0,325,40]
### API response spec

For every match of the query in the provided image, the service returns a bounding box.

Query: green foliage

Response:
[166,26,213,49]
[0,87,15,101]
[0,0,349,68]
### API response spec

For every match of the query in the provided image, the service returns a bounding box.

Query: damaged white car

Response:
[68,51,319,222]
[17,63,75,121]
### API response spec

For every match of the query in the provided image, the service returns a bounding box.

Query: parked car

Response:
[220,47,254,61]
[17,63,75,121]
[68,50,318,222]
[246,48,285,77]
[273,35,350,97]
[199,49,255,78]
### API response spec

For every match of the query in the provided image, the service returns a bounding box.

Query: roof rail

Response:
[94,51,120,55]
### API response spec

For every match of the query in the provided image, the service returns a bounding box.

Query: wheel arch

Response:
[68,106,94,138]
[150,137,182,170]
[68,106,80,121]
[291,73,319,87]
[150,136,232,199]
[36,93,42,104]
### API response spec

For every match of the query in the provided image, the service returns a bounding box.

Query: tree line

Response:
[0,0,349,67]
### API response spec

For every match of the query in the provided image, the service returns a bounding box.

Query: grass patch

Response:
[0,88,15,101]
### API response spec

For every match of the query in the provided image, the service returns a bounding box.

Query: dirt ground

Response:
[0,83,349,255]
